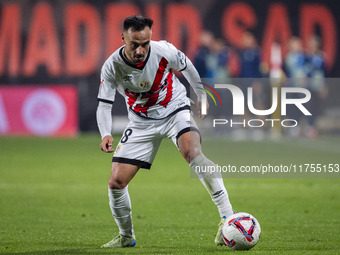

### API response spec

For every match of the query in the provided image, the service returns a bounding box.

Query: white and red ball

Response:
[222,212,261,250]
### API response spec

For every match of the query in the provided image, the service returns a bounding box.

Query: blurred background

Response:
[0,0,339,137]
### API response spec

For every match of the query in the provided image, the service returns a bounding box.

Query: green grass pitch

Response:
[0,134,339,254]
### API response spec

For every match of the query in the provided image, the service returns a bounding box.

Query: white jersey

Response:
[98,40,191,121]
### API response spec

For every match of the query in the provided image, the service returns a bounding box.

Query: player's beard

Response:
[133,54,145,64]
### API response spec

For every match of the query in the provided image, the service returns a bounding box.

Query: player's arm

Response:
[97,60,117,153]
[96,101,114,153]
[181,58,209,119]
[164,40,208,118]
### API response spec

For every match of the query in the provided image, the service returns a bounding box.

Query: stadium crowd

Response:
[193,31,327,139]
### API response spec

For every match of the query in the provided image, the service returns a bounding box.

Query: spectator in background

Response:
[284,36,307,137]
[238,32,263,109]
[238,32,263,131]
[206,38,232,120]
[205,38,230,82]
[285,37,307,85]
[194,32,232,121]
[194,31,214,77]
[304,35,328,138]
[239,32,262,80]
[194,31,230,81]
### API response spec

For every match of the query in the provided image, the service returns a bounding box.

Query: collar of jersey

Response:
[120,46,151,70]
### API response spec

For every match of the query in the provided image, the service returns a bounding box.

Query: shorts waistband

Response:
[129,105,190,123]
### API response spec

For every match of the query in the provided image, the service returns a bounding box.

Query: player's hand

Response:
[197,100,209,120]
[100,135,114,153]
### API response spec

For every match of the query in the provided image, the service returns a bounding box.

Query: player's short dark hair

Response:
[123,15,153,32]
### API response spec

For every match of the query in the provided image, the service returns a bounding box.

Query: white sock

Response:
[190,154,234,218]
[108,186,134,236]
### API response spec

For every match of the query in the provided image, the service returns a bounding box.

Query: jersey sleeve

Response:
[161,41,187,72]
[97,60,117,104]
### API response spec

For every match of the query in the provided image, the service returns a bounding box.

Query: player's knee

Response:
[182,149,190,163]
[108,177,127,190]
[182,149,201,164]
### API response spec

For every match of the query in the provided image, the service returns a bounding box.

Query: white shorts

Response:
[112,109,200,169]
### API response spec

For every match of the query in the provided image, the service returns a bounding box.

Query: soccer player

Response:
[96,15,234,248]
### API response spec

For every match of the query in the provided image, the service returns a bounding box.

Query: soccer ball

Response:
[221,212,261,250]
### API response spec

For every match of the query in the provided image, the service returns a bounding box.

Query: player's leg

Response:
[168,109,233,245]
[102,121,161,248]
[177,131,234,245]
[108,163,139,235]
[166,110,234,219]
[177,131,234,218]
[102,162,138,248]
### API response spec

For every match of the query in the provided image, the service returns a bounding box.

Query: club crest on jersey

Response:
[138,80,151,90]
[114,145,121,155]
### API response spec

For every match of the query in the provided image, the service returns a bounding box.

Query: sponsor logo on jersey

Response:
[177,50,186,66]
[123,74,133,82]
[138,80,151,90]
